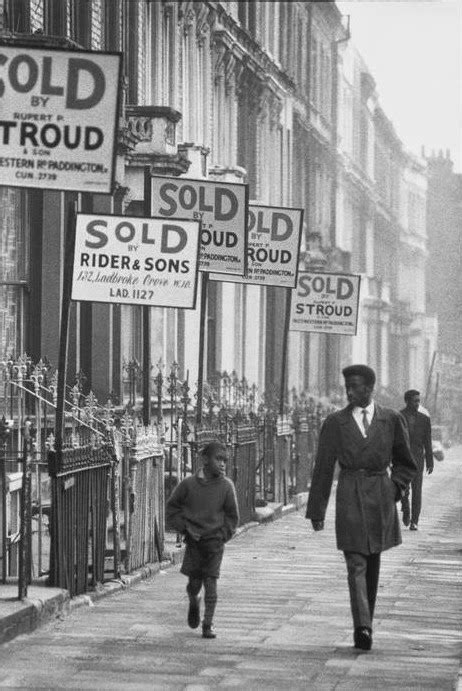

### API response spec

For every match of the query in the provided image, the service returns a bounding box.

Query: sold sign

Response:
[0,45,121,193]
[290,271,361,335]
[149,176,249,276]
[71,214,201,309]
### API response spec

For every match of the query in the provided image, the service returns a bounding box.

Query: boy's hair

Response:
[200,441,227,460]
[404,389,420,401]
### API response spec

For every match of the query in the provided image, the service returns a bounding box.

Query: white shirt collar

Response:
[353,401,375,416]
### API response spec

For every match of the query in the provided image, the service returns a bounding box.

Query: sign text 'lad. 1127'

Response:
[290,271,361,335]
[71,213,201,309]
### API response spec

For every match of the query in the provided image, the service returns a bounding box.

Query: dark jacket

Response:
[400,408,433,472]
[306,404,417,554]
[166,470,239,542]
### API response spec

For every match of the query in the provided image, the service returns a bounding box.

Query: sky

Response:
[337,0,462,172]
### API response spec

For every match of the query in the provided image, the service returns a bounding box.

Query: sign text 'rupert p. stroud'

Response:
[212,204,303,288]
[0,46,121,192]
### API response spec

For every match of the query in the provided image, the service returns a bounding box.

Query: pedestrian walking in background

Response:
[166,442,239,639]
[306,365,416,651]
[400,389,434,531]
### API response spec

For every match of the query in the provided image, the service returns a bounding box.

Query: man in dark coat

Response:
[306,365,416,651]
[400,389,434,530]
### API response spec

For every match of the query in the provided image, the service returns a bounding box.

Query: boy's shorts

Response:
[181,535,225,579]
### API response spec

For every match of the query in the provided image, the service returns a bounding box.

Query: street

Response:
[0,448,461,690]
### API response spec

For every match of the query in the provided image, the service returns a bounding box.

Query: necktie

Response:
[362,409,370,436]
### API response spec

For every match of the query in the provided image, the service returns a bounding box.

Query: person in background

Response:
[400,389,434,530]
[166,442,239,639]
[306,365,416,651]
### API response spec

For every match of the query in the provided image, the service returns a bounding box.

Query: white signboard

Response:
[290,271,361,335]
[211,204,303,287]
[149,176,248,276]
[71,214,200,309]
[0,46,121,192]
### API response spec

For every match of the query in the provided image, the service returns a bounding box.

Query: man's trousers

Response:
[402,468,424,524]
[344,551,381,629]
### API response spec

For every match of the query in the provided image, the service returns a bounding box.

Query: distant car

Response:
[432,439,445,462]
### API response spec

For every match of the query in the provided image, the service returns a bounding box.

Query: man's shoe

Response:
[187,595,201,629]
[402,510,410,527]
[354,627,372,651]
[202,623,217,639]
[410,522,418,531]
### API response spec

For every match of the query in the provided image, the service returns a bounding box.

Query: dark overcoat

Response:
[306,404,416,554]
[400,408,433,472]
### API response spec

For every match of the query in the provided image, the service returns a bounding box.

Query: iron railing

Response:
[1,353,338,599]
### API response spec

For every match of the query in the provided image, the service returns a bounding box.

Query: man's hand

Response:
[311,520,324,532]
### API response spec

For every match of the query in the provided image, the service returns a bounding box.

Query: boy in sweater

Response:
[166,441,239,638]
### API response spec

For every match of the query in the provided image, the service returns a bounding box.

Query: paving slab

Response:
[0,451,460,689]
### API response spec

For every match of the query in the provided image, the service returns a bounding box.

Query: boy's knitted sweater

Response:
[166,470,239,542]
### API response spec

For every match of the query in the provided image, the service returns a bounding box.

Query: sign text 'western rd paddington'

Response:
[0,46,121,192]
[149,176,248,276]
[290,271,361,335]
[71,214,200,309]
[211,204,303,287]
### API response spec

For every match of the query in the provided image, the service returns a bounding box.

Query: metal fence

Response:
[0,354,336,599]
[48,442,112,596]
[112,419,165,575]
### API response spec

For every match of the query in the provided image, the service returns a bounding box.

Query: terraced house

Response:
[0,0,435,410]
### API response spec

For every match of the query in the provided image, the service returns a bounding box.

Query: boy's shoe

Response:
[187,595,201,629]
[202,623,216,639]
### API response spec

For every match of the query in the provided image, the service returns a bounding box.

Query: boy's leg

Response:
[187,576,202,598]
[198,537,224,638]
[186,576,202,629]
[203,576,218,626]
[202,576,218,638]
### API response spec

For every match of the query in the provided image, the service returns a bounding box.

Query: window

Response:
[104,0,122,50]
[162,6,173,105]
[69,0,92,47]
[30,0,44,32]
[0,188,28,359]
[311,37,318,108]
[91,0,103,49]
[124,1,148,104]
[238,0,256,37]
[360,108,369,173]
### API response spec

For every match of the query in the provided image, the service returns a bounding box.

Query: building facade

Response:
[0,0,435,410]
[424,150,462,431]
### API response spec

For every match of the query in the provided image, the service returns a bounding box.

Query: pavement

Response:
[0,492,308,647]
[0,450,460,689]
